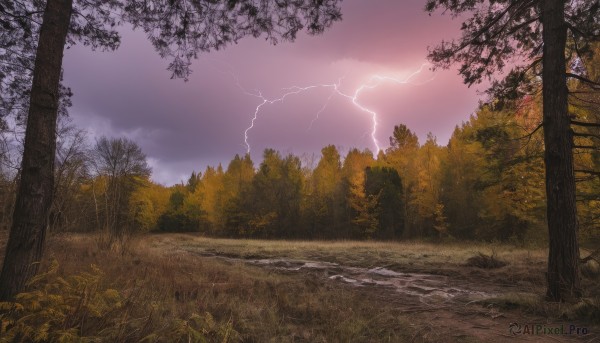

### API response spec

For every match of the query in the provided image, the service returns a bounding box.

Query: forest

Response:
[1,0,600,341]
[3,90,599,245]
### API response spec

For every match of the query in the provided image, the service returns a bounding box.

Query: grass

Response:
[1,233,415,342]
[0,232,598,342]
[154,234,550,289]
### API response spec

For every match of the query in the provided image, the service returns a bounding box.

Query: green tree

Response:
[158,185,204,232]
[186,171,201,193]
[231,149,304,238]
[426,0,600,301]
[222,154,255,236]
[364,166,404,239]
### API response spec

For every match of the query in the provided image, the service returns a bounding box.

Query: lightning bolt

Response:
[331,63,433,154]
[242,83,343,153]
[211,60,434,155]
[307,79,343,132]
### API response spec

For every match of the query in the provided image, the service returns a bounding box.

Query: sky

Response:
[62,0,485,186]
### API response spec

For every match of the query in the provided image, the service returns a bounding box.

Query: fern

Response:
[0,260,238,342]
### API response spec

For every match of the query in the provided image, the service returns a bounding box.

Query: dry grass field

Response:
[0,232,598,342]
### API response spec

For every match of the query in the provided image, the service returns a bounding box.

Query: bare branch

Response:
[567,73,600,89]
[571,120,600,128]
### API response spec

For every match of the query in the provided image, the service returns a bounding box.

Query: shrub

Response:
[465,252,508,269]
[0,260,236,342]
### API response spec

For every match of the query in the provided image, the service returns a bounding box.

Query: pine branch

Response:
[511,122,543,141]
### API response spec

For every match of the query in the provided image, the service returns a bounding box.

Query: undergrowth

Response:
[0,259,237,343]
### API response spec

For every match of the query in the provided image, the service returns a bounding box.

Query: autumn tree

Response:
[441,101,547,241]
[383,124,420,237]
[426,0,599,301]
[0,0,343,300]
[441,125,485,238]
[304,145,345,238]
[342,148,376,238]
[128,180,170,232]
[197,165,225,232]
[411,133,445,237]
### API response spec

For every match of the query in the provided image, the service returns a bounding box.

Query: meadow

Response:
[1,232,598,342]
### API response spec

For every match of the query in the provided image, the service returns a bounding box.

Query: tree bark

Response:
[0,0,72,301]
[542,0,582,302]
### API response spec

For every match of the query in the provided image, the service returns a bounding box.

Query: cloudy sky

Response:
[62,0,485,186]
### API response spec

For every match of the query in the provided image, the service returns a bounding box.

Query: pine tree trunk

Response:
[0,0,72,301]
[541,0,582,302]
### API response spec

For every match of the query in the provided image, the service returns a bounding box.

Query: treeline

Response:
[153,96,599,243]
[157,100,552,241]
[0,129,167,245]
[1,95,599,243]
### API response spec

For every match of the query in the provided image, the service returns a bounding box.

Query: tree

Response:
[222,154,254,236]
[305,145,344,238]
[364,166,404,239]
[384,124,420,237]
[158,185,205,233]
[441,102,547,241]
[250,149,304,238]
[441,125,485,238]
[347,170,379,239]
[426,0,599,301]
[412,133,445,237]
[342,148,376,238]
[197,165,225,232]
[49,122,90,232]
[90,136,151,241]
[0,0,343,300]
[128,180,170,232]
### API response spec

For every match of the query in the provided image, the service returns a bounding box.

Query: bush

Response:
[158,211,202,232]
[465,252,508,269]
